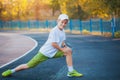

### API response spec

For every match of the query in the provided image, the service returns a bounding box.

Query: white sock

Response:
[68,66,74,72]
[11,69,16,73]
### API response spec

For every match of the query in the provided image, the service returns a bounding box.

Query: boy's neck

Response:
[58,26,63,31]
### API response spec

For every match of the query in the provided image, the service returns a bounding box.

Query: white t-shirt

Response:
[39,26,66,58]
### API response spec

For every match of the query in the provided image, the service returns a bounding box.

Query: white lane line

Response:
[0,35,38,68]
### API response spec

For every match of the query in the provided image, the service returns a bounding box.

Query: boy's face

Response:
[57,19,68,30]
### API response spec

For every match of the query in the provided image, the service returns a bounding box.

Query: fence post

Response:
[10,20,12,29]
[45,20,48,29]
[69,19,72,33]
[79,20,82,34]
[100,19,103,35]
[90,19,92,32]
[36,20,39,28]
[111,17,116,38]
[18,21,21,29]
[27,20,30,29]
[0,20,3,28]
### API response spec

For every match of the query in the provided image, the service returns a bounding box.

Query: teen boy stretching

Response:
[2,14,83,77]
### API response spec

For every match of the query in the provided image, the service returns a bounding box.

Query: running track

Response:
[0,33,120,80]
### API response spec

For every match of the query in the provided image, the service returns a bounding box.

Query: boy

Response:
[2,14,83,77]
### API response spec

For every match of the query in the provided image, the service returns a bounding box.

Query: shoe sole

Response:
[67,74,83,77]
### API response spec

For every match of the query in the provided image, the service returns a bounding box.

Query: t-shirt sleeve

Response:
[50,30,59,43]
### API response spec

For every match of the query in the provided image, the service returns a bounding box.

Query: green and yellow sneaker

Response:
[67,70,83,77]
[2,69,12,77]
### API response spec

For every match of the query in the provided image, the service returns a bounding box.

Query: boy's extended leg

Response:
[2,52,48,77]
[2,64,29,77]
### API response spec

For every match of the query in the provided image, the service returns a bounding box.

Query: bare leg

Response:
[2,63,30,77]
[64,47,73,66]
[63,47,83,77]
[14,64,29,72]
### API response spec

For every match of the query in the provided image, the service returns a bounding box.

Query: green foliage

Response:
[59,0,88,20]
[0,0,119,21]
[115,31,120,38]
[50,0,60,16]
[103,0,120,16]
[82,29,90,35]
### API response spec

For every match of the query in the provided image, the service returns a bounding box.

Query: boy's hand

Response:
[61,47,67,53]
[61,47,72,55]
[52,42,71,55]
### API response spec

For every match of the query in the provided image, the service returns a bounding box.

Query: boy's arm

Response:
[52,42,63,51]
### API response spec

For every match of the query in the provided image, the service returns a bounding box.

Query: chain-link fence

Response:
[0,18,120,36]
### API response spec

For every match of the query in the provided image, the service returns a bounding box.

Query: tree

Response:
[103,0,120,17]
[59,0,88,19]
[78,0,110,19]
[0,0,119,21]
[0,1,3,19]
[50,0,60,16]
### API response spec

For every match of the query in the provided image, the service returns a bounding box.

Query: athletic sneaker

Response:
[67,70,83,77]
[2,69,12,77]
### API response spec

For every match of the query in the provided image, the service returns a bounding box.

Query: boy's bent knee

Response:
[67,47,72,54]
[69,49,72,53]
